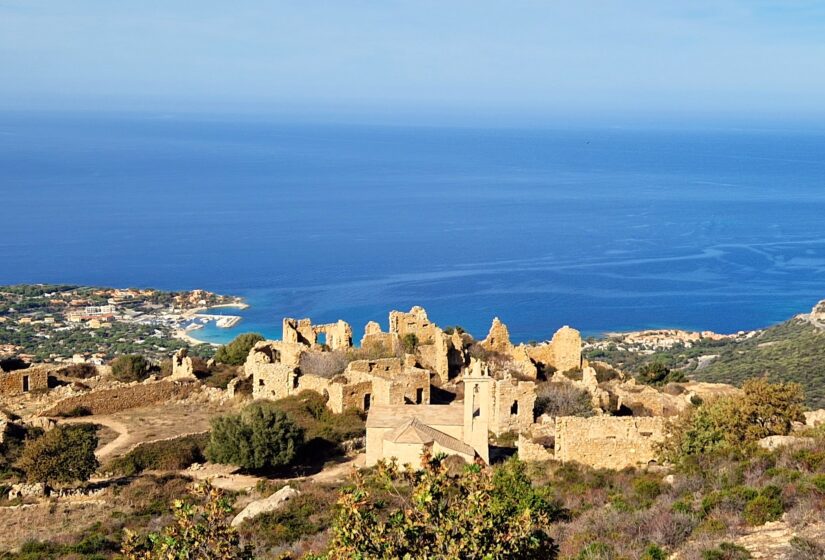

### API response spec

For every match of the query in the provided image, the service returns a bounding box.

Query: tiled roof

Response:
[366,404,463,428]
[384,418,475,456]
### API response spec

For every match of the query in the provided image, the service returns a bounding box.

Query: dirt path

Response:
[60,416,131,459]
[181,453,365,492]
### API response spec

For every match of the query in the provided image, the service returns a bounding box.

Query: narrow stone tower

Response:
[462,358,491,464]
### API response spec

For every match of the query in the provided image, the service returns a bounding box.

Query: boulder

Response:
[8,482,48,500]
[805,409,825,427]
[231,485,300,527]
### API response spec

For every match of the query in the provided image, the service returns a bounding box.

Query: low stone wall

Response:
[555,416,665,470]
[43,381,192,417]
[517,434,554,462]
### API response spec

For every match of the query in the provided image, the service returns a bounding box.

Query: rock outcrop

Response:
[231,486,300,527]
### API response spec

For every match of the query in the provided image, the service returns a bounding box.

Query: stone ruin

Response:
[282,317,353,350]
[170,348,197,381]
[238,306,713,470]
[244,338,431,414]
[0,365,49,397]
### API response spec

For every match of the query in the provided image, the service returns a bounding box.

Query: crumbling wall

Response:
[481,317,513,354]
[170,348,196,381]
[526,326,582,373]
[246,341,304,401]
[282,318,353,350]
[518,434,554,462]
[491,377,537,435]
[327,379,373,414]
[554,416,665,470]
[44,381,191,416]
[360,321,399,352]
[389,306,440,342]
[0,367,49,396]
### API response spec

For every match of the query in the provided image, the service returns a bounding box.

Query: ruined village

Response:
[2,303,825,559]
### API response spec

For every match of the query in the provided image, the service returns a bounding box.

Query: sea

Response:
[1,111,824,344]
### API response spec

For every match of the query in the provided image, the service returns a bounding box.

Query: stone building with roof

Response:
[365,359,492,467]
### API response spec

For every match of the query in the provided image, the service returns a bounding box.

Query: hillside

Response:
[585,301,825,408]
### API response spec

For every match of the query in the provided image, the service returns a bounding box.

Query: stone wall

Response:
[282,318,353,350]
[43,381,192,417]
[491,377,536,435]
[526,326,582,374]
[170,348,196,381]
[0,367,49,396]
[554,416,665,470]
[517,434,554,462]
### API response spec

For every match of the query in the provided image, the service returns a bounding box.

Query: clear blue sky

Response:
[2,1,825,122]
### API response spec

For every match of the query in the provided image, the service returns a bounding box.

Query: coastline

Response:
[174,327,220,347]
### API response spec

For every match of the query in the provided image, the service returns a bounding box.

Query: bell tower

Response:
[462,358,491,464]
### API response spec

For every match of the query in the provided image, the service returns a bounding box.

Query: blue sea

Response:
[2,111,825,343]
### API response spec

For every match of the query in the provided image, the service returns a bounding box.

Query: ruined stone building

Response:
[479,318,583,378]
[170,348,196,381]
[0,366,49,397]
[245,340,431,414]
[365,359,491,467]
[282,318,352,350]
[362,307,468,384]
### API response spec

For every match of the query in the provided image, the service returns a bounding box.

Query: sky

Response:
[1,1,825,122]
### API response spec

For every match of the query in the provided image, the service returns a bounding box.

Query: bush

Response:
[56,405,92,418]
[59,363,98,379]
[214,333,264,366]
[108,433,208,476]
[111,354,151,382]
[534,382,594,417]
[641,544,667,560]
[701,542,751,560]
[122,482,252,560]
[313,455,555,559]
[743,491,783,525]
[298,350,349,378]
[16,424,99,485]
[637,361,685,386]
[659,378,807,464]
[206,401,304,471]
[574,542,615,560]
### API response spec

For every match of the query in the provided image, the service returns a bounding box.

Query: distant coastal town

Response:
[0,285,245,363]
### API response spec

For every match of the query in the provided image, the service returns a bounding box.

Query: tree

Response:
[637,361,685,386]
[206,400,304,470]
[214,333,265,366]
[311,454,556,560]
[17,424,99,485]
[659,378,806,464]
[122,482,253,560]
[111,354,151,382]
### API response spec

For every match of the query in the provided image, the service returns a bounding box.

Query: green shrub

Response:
[743,493,783,525]
[16,424,99,485]
[108,433,208,476]
[574,542,615,560]
[214,333,264,366]
[641,544,667,560]
[637,361,685,386]
[56,405,92,418]
[701,542,751,560]
[111,354,151,382]
[811,473,825,493]
[206,401,304,471]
